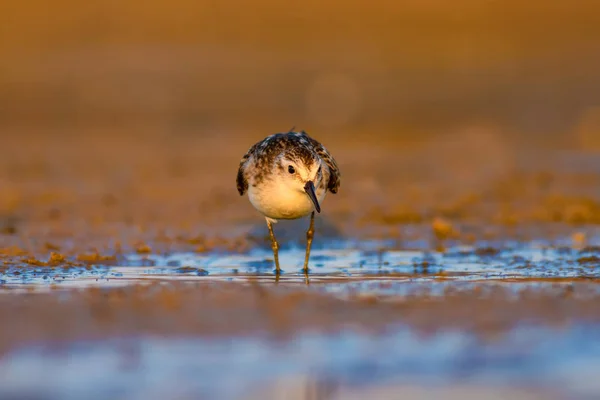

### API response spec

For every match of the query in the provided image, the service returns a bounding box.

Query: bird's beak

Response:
[304,181,321,213]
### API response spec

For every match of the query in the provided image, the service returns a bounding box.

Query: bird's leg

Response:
[266,218,281,274]
[303,211,315,273]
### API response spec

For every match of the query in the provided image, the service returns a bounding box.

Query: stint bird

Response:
[236,130,341,274]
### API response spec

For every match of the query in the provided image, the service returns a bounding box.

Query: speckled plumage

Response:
[237,131,340,197]
[236,130,341,274]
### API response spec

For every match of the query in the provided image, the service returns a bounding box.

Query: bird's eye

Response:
[288,165,295,174]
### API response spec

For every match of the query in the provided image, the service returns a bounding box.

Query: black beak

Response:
[304,181,321,213]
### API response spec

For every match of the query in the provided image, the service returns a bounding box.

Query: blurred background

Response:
[2,0,600,248]
[2,0,600,148]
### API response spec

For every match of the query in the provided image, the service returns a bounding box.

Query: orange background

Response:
[1,1,600,146]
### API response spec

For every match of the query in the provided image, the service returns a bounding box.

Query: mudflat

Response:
[1,129,600,399]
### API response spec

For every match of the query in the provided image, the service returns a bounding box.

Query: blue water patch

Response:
[0,325,599,399]
[1,241,599,291]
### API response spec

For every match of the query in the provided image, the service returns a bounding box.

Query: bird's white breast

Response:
[247,181,327,221]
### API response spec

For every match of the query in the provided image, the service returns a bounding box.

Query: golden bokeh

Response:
[0,0,599,142]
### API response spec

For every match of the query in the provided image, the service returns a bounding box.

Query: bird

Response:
[236,130,341,274]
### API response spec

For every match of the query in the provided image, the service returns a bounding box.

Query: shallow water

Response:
[2,239,600,399]
[1,325,599,400]
[2,241,599,292]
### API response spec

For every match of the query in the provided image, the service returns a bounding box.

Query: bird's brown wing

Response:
[236,143,258,195]
[301,131,341,194]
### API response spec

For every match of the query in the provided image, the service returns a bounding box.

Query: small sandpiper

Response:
[236,130,341,274]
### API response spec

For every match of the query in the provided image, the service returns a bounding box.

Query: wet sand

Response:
[1,130,600,399]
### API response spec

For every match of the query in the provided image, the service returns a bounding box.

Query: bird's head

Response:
[277,151,324,213]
